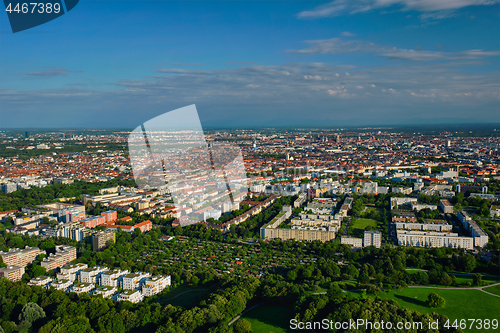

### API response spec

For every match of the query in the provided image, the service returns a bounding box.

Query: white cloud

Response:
[297,0,500,19]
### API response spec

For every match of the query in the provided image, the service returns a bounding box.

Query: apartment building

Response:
[122,272,151,290]
[0,246,42,267]
[0,265,25,282]
[364,231,382,248]
[93,286,117,298]
[71,282,94,294]
[457,210,489,247]
[28,276,53,288]
[92,230,116,251]
[394,220,452,232]
[50,279,73,291]
[391,210,417,223]
[142,275,171,297]
[439,199,454,214]
[79,266,108,284]
[117,289,144,303]
[341,236,363,247]
[100,269,129,288]
[40,245,76,271]
[57,263,88,282]
[397,230,474,249]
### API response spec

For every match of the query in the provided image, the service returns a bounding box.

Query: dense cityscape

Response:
[0,126,498,332]
[1,0,499,332]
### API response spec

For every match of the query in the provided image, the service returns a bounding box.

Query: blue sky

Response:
[0,0,499,128]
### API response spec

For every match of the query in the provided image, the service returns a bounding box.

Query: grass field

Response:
[359,288,500,333]
[156,284,210,308]
[406,271,500,286]
[483,284,500,296]
[350,218,378,237]
[242,305,295,333]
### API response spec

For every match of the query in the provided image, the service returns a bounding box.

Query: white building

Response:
[79,266,108,284]
[142,275,171,297]
[363,231,382,248]
[397,230,474,249]
[71,282,94,294]
[122,272,151,290]
[28,276,52,288]
[57,263,88,282]
[93,286,117,298]
[341,236,363,248]
[50,279,73,292]
[100,269,129,288]
[117,289,144,303]
[203,209,222,221]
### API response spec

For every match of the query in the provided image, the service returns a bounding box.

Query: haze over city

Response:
[1,0,499,128]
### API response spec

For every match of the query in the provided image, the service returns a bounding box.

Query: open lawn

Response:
[156,284,211,308]
[350,218,378,237]
[352,287,500,333]
[484,284,500,296]
[242,305,295,333]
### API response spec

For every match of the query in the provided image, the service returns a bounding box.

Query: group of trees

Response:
[0,179,135,212]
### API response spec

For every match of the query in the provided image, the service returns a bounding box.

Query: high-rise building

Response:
[363,231,382,248]
[92,230,116,251]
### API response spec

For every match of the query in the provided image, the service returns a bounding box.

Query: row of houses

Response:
[27,263,171,303]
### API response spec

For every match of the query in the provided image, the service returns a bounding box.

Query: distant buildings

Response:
[0,265,25,282]
[457,211,489,248]
[341,231,381,248]
[0,246,42,267]
[92,230,116,251]
[439,199,454,214]
[40,245,77,271]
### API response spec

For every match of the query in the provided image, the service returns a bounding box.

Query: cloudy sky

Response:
[0,0,499,128]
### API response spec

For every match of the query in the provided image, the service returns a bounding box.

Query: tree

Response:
[327,283,343,302]
[18,302,45,323]
[439,273,453,286]
[286,269,298,281]
[233,318,252,333]
[473,273,483,286]
[427,292,445,308]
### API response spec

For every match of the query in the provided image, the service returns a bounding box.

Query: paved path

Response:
[408,282,500,298]
[309,282,500,298]
[228,303,265,326]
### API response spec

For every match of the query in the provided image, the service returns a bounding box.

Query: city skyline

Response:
[1,0,499,128]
